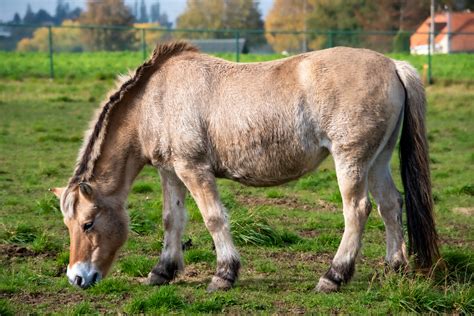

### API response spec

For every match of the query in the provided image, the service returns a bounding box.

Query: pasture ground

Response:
[0,53,473,314]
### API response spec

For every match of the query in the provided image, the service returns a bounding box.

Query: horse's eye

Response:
[83,222,94,232]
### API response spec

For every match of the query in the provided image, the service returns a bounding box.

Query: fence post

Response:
[427,31,432,84]
[327,30,334,48]
[48,25,54,79]
[141,28,147,60]
[235,30,240,62]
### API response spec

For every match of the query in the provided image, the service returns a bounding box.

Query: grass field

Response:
[0,52,473,314]
[0,51,474,84]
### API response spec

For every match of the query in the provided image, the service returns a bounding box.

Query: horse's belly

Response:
[215,143,329,187]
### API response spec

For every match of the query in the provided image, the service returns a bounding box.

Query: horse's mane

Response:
[69,41,199,185]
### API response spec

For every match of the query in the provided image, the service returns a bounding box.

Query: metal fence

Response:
[1,23,473,83]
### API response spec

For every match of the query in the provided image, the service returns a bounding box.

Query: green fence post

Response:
[235,31,240,62]
[328,30,334,48]
[427,31,432,84]
[48,25,54,79]
[141,28,147,60]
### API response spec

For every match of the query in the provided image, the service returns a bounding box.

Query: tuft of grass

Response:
[30,233,62,254]
[56,251,70,267]
[231,211,281,246]
[3,224,38,244]
[39,166,60,177]
[266,189,285,199]
[442,249,474,283]
[129,210,156,235]
[36,195,60,214]
[230,209,302,247]
[124,286,184,313]
[255,259,277,273]
[380,274,474,314]
[88,278,131,294]
[132,181,154,193]
[68,302,97,315]
[296,170,336,190]
[0,299,14,316]
[188,295,237,313]
[185,248,215,264]
[458,184,474,196]
[118,255,154,277]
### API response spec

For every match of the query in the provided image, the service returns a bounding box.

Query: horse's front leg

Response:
[146,169,187,285]
[175,162,240,292]
[316,160,372,293]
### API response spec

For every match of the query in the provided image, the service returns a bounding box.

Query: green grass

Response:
[1,51,473,84]
[0,53,473,313]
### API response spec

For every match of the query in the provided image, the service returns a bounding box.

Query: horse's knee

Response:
[204,215,225,233]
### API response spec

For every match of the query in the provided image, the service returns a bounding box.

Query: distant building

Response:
[189,38,247,53]
[0,27,11,38]
[410,11,474,54]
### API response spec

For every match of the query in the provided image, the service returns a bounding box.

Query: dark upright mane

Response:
[69,41,199,185]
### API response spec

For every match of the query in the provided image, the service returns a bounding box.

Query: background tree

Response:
[264,0,308,53]
[54,0,69,25]
[79,0,135,51]
[17,20,83,52]
[139,0,149,23]
[176,0,264,47]
[150,1,172,28]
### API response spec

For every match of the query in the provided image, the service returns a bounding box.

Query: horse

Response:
[52,41,439,293]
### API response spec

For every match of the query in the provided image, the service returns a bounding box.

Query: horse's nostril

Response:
[74,275,83,287]
[92,272,99,284]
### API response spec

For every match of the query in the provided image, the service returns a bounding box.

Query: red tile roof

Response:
[411,12,474,52]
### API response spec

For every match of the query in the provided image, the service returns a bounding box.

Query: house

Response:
[410,11,474,54]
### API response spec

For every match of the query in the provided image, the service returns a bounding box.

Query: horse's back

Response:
[152,47,405,185]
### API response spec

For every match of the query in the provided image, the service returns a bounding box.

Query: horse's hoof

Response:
[316,277,339,293]
[206,276,233,292]
[144,272,170,286]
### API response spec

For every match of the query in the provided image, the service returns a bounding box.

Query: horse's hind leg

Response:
[316,159,372,293]
[174,163,240,292]
[146,169,187,285]
[368,146,408,271]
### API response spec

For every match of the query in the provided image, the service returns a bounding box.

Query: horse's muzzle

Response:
[67,262,102,289]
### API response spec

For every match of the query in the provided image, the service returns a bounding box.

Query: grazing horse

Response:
[52,41,439,292]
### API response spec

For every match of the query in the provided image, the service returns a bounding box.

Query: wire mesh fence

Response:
[1,23,473,84]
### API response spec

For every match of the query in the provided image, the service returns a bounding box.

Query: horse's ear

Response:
[79,182,93,199]
[50,187,65,199]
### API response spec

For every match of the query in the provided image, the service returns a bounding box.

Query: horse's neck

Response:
[92,100,145,199]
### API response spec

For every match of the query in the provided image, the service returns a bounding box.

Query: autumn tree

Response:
[264,0,308,53]
[79,0,135,51]
[176,0,264,47]
[17,20,83,52]
[265,0,439,53]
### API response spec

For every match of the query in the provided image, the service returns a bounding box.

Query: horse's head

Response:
[52,182,128,289]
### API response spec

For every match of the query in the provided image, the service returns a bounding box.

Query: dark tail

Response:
[394,60,440,270]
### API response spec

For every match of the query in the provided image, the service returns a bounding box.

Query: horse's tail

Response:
[394,60,440,270]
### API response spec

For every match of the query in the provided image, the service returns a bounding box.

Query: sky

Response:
[0,0,274,24]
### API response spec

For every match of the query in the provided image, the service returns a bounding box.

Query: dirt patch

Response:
[0,244,36,258]
[0,244,57,260]
[267,251,333,265]
[174,262,214,284]
[440,236,473,248]
[298,230,320,238]
[236,195,337,212]
[273,300,306,314]
[452,207,474,216]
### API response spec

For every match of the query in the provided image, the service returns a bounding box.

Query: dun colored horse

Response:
[52,41,439,292]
